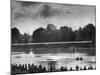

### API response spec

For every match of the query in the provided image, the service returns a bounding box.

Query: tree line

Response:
[11,23,96,44]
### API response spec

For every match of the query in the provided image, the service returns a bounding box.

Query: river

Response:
[11,51,96,70]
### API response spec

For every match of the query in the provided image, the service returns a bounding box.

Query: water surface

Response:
[11,51,96,69]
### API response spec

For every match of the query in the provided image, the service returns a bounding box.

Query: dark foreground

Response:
[11,64,96,75]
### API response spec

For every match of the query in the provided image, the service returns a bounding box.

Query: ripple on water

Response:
[11,52,96,69]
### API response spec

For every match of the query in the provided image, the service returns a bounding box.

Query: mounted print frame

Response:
[11,0,96,75]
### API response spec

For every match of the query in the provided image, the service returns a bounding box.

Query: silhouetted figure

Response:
[60,66,65,71]
[49,65,53,72]
[88,66,94,70]
[80,67,82,70]
[83,66,87,70]
[42,67,46,72]
[38,64,43,73]
[64,67,68,71]
[69,67,73,71]
[11,64,95,74]
[75,65,79,71]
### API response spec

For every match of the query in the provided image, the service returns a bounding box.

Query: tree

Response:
[47,24,62,42]
[74,24,95,43]
[60,26,75,41]
[32,27,48,42]
[32,24,62,42]
[32,23,96,43]
[83,24,95,42]
[75,27,84,41]
[22,33,31,43]
[47,24,57,31]
[78,24,96,43]
[11,27,21,43]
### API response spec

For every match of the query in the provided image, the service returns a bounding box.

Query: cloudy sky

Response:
[11,0,96,34]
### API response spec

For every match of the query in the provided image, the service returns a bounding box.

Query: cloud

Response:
[11,0,41,21]
[11,0,95,27]
[40,4,51,18]
[11,0,74,21]
[35,4,74,19]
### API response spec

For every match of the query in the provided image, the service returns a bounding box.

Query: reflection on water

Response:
[11,51,96,69]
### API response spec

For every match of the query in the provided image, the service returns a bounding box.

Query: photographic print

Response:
[11,0,96,75]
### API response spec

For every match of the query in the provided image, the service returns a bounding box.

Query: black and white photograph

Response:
[11,0,96,75]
